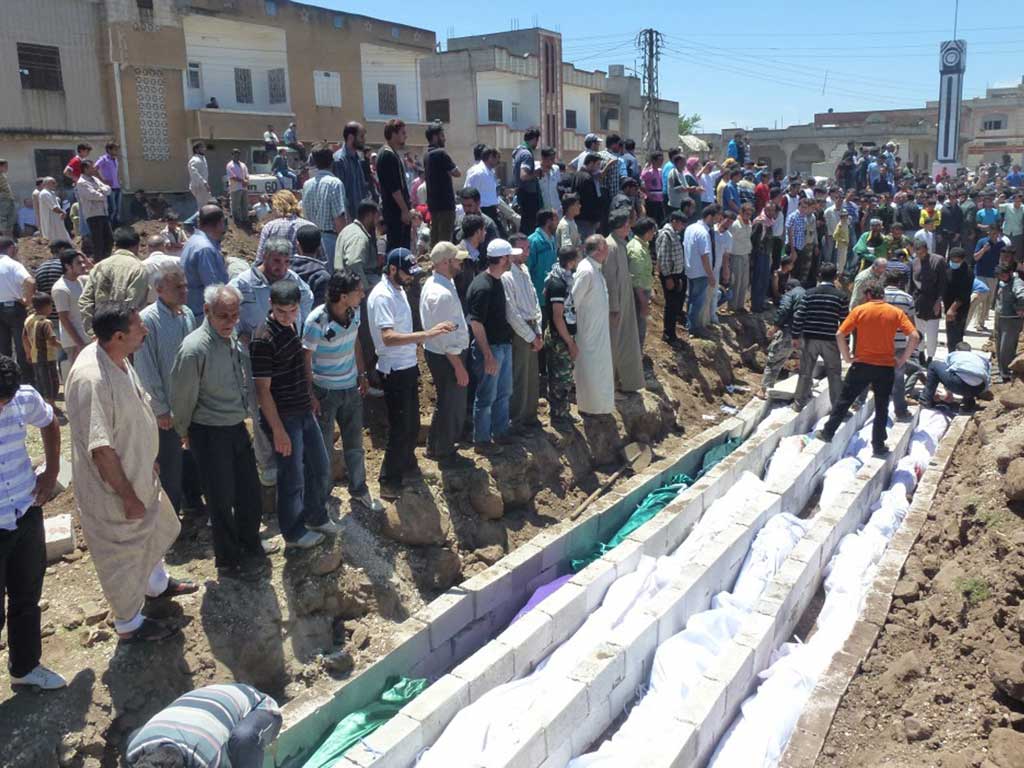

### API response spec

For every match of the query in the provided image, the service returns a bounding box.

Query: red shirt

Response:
[65,155,84,182]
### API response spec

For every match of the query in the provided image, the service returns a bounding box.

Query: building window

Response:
[314,70,341,107]
[268,68,287,104]
[234,67,253,104]
[488,99,503,123]
[511,102,520,124]
[983,118,1005,131]
[34,150,73,188]
[426,99,450,123]
[333,15,344,28]
[136,0,154,26]
[265,0,277,16]
[17,43,63,92]
[391,26,401,39]
[377,83,398,115]
[599,106,619,131]
[565,109,577,130]
[186,62,202,90]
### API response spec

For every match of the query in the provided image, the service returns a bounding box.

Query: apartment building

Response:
[0,0,435,198]
[420,28,679,181]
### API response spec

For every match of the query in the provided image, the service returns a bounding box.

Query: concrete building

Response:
[420,28,679,181]
[1,0,114,199]
[0,0,435,200]
[730,78,1024,177]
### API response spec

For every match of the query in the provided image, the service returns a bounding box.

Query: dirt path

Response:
[816,384,1024,768]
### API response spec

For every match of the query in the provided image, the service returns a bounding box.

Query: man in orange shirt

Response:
[815,278,920,457]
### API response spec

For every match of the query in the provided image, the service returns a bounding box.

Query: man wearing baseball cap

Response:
[420,242,471,466]
[367,248,455,498]
[466,239,516,454]
[569,133,602,172]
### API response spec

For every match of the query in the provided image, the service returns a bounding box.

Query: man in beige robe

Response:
[571,235,614,415]
[65,303,196,643]
[603,208,645,393]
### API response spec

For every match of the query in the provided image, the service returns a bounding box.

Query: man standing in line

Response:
[37,179,65,245]
[180,205,228,321]
[527,210,559,306]
[171,285,274,579]
[252,282,338,550]
[1000,191,1024,258]
[225,149,250,227]
[134,265,202,516]
[66,304,197,644]
[76,161,113,261]
[656,211,687,346]
[884,270,917,421]
[684,204,721,339]
[188,142,211,210]
[464,147,503,232]
[787,198,817,285]
[466,239,516,453]
[423,123,461,246]
[791,262,847,410]
[377,120,412,252]
[419,242,471,466]
[0,238,36,383]
[94,143,121,227]
[78,226,149,334]
[368,249,453,498]
[513,128,543,235]
[0,353,64,689]
[757,266,805,399]
[502,232,543,431]
[850,257,890,309]
[538,147,562,219]
[815,279,920,457]
[334,122,372,222]
[572,153,605,239]
[52,249,89,366]
[944,246,973,351]
[453,187,500,253]
[336,200,383,386]
[301,144,347,259]
[302,270,383,511]
[544,245,579,426]
[971,222,1005,331]
[994,259,1024,383]
[604,209,645,393]
[571,235,614,416]
[910,240,947,363]
[729,203,754,312]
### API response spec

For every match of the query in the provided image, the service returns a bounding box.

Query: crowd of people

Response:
[0,121,1018,766]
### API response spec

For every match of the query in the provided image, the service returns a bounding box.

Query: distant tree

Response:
[678,113,703,135]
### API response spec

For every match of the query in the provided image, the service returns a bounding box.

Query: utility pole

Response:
[637,28,663,153]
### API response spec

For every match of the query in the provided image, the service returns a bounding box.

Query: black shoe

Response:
[894,411,913,423]
[814,429,833,443]
[438,453,471,469]
[379,482,402,500]
[473,442,503,456]
[872,444,891,458]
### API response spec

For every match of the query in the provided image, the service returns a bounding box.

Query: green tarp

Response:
[302,676,427,768]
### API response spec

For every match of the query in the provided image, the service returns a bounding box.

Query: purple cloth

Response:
[94,153,120,189]
[510,574,573,624]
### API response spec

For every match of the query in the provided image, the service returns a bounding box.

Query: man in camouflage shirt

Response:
[543,245,579,425]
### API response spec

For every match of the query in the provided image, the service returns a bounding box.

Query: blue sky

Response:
[323,0,1024,134]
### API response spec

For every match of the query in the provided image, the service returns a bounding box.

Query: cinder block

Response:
[497,607,555,677]
[400,674,470,746]
[451,638,515,702]
[569,557,618,613]
[570,642,626,711]
[460,563,517,620]
[416,592,474,652]
[536,581,588,643]
[448,614,499,670]
[359,713,423,767]
[541,678,589,757]
[601,537,645,578]
[44,513,75,562]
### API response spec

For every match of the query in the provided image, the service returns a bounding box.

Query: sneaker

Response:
[260,538,281,555]
[308,519,342,536]
[813,429,833,443]
[10,665,66,691]
[286,530,325,550]
[354,491,384,512]
[379,482,403,500]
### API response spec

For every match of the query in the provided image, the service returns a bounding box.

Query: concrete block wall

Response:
[641,412,921,768]
[268,397,774,767]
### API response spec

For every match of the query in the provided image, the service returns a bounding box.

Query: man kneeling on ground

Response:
[920,342,990,411]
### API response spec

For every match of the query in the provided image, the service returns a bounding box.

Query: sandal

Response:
[117,618,178,644]
[150,577,200,600]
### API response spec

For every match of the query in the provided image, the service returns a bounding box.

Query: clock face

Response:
[941,41,965,71]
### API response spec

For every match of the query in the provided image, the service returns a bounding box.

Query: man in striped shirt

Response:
[126,683,281,767]
[791,262,848,409]
[884,270,916,420]
[302,270,382,513]
[656,211,687,347]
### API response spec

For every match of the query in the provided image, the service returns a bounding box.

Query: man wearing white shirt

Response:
[0,238,36,380]
[465,147,502,224]
[51,249,88,366]
[141,235,182,304]
[501,233,544,430]
[76,161,112,260]
[37,178,66,244]
[368,248,454,498]
[708,213,733,324]
[188,142,211,209]
[684,204,721,337]
[537,147,563,218]
[420,242,470,466]
[225,149,250,226]
[823,189,843,265]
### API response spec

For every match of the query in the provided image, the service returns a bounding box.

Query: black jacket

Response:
[944,262,973,322]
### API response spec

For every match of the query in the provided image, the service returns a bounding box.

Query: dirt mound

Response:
[817,388,1024,768]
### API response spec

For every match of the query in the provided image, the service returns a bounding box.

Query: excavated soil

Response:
[1,221,773,767]
[816,384,1024,768]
